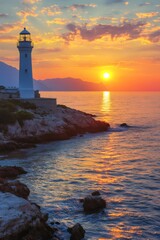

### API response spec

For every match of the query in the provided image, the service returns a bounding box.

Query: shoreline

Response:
[0,103,110,153]
[0,166,57,240]
[0,103,110,239]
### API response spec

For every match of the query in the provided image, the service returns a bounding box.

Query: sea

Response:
[0,91,160,240]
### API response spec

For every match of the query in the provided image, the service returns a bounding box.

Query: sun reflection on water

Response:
[101,91,111,116]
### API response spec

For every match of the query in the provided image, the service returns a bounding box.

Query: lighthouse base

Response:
[20,89,34,99]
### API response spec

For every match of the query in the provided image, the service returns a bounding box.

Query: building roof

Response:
[20,28,30,35]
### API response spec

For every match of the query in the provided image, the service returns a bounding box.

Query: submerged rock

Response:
[68,223,85,240]
[119,123,130,128]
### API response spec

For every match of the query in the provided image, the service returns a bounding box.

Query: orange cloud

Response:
[22,0,40,4]
[41,5,61,16]
[47,18,68,25]
[136,12,159,19]
[0,23,20,33]
[17,7,38,23]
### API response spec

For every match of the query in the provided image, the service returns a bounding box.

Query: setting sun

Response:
[103,72,111,79]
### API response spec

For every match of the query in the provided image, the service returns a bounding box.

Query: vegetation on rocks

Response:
[0,99,34,127]
[9,99,37,110]
[15,110,34,126]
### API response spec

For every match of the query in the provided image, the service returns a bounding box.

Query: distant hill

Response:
[0,61,107,91]
[36,78,107,91]
[0,61,19,87]
[0,61,45,90]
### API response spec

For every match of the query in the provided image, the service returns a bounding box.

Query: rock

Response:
[119,123,130,128]
[83,195,106,213]
[0,192,53,240]
[0,180,30,199]
[91,190,101,196]
[0,141,19,152]
[0,105,110,152]
[68,223,85,240]
[0,166,27,179]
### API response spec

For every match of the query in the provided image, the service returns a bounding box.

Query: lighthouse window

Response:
[25,54,27,58]
[25,69,28,73]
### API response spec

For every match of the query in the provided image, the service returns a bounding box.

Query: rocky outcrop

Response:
[0,166,55,240]
[68,223,85,240]
[0,192,53,240]
[0,180,30,199]
[0,166,27,179]
[0,105,110,152]
[81,191,106,213]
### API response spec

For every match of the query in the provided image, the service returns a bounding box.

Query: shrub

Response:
[15,110,34,126]
[0,108,16,125]
[9,99,37,110]
[0,100,17,112]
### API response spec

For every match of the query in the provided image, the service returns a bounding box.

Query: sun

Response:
[103,72,110,79]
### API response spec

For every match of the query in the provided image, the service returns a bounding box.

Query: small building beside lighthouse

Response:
[17,28,34,99]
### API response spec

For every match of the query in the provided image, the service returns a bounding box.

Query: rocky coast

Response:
[0,100,110,239]
[0,166,56,240]
[0,102,110,152]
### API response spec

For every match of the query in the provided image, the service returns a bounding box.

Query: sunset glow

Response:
[0,0,160,91]
[103,72,111,80]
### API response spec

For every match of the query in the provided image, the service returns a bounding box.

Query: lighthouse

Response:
[17,28,34,98]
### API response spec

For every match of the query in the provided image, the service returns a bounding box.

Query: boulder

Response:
[0,166,27,179]
[0,180,30,199]
[68,223,85,240]
[82,195,106,213]
[0,192,53,240]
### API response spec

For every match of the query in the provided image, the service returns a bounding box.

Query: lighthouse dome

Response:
[20,28,30,35]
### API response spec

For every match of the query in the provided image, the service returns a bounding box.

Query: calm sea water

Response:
[1,92,160,240]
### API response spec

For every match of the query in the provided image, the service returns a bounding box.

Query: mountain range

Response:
[0,61,107,91]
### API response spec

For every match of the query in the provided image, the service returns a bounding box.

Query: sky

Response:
[0,0,160,91]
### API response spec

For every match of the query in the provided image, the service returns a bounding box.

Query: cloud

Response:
[136,12,159,19]
[106,0,128,4]
[63,21,146,42]
[17,7,38,22]
[0,23,20,33]
[36,47,62,53]
[139,2,151,7]
[148,29,160,43]
[22,0,41,5]
[68,4,96,11]
[0,13,8,18]
[0,57,18,62]
[47,18,68,25]
[41,5,61,16]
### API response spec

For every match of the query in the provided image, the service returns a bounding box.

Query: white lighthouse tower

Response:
[17,28,34,98]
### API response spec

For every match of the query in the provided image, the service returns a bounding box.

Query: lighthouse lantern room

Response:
[17,28,34,99]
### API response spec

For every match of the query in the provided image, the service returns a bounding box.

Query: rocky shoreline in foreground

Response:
[0,102,110,152]
[0,166,107,240]
[0,166,57,240]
